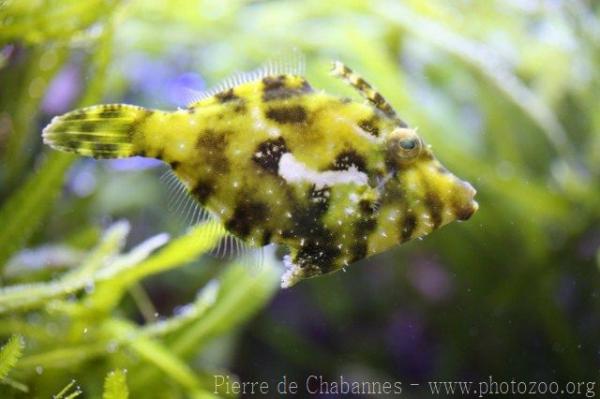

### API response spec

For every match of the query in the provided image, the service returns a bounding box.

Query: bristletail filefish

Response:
[43,55,478,287]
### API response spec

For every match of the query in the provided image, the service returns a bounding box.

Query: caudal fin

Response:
[42,104,151,159]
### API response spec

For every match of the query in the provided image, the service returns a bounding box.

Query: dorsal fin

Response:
[186,50,306,107]
[331,61,408,127]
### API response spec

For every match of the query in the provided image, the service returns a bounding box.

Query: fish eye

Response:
[392,129,422,160]
[399,138,418,150]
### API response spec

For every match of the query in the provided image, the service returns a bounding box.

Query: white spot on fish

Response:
[268,126,281,137]
[252,106,281,137]
[251,107,266,130]
[278,152,368,189]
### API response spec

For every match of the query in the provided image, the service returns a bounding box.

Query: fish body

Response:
[43,61,478,287]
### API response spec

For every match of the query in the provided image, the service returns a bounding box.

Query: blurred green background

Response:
[1,0,599,397]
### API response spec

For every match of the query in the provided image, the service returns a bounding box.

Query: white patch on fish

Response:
[278,152,368,189]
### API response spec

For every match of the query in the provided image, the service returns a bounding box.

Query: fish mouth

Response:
[463,199,479,220]
[455,181,478,221]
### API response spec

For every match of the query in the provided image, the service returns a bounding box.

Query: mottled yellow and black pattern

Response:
[42,60,478,287]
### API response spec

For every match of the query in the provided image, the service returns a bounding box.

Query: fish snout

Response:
[454,180,479,221]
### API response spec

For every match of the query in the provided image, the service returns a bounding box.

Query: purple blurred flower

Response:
[387,311,434,379]
[555,273,577,311]
[67,160,97,197]
[124,54,206,107]
[1,44,15,62]
[167,72,206,107]
[126,55,171,100]
[407,257,454,302]
[108,157,164,171]
[42,64,80,114]
[577,228,600,260]
[270,289,332,345]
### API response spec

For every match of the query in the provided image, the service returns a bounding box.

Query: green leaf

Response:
[1,376,29,393]
[53,380,82,399]
[139,279,220,338]
[104,319,217,398]
[0,335,24,381]
[0,0,120,274]
[172,259,280,356]
[376,2,578,166]
[82,221,225,313]
[0,0,117,44]
[0,152,75,274]
[0,221,129,313]
[132,258,281,391]
[0,45,69,183]
[17,343,107,370]
[103,369,129,399]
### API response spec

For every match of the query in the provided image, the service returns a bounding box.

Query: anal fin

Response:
[160,168,265,271]
[161,169,212,226]
[210,234,266,273]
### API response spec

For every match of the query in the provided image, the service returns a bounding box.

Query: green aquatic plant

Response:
[53,380,81,399]
[1,2,282,396]
[0,335,24,383]
[0,220,279,397]
[102,369,128,399]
